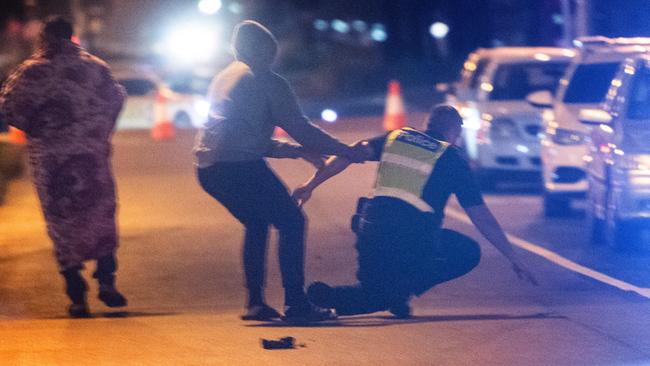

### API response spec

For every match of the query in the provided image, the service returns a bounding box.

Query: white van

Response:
[580,55,650,249]
[528,37,650,216]
[441,47,574,187]
[113,67,210,130]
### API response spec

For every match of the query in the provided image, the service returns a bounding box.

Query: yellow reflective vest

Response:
[373,128,449,213]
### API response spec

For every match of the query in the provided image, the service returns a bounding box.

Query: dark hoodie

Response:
[194,20,350,166]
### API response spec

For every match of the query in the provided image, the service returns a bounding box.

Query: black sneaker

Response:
[68,303,91,318]
[306,281,335,308]
[98,285,128,308]
[241,303,282,321]
[282,302,337,323]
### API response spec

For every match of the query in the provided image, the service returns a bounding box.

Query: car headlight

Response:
[551,128,584,145]
[616,154,650,171]
[614,154,650,186]
[489,118,518,140]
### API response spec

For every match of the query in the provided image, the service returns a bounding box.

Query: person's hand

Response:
[300,151,326,169]
[511,262,538,286]
[292,184,313,207]
[346,141,371,163]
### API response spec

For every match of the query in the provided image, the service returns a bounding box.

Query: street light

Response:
[429,22,450,58]
[429,22,449,40]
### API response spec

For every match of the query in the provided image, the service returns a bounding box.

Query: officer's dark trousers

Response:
[333,197,481,315]
[198,160,306,306]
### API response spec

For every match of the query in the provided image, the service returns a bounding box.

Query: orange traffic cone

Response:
[383,80,406,131]
[8,127,26,145]
[151,90,175,141]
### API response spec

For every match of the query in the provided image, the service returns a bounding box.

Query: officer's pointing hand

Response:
[292,184,312,207]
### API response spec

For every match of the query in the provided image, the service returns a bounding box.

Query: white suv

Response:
[528,37,650,216]
[580,55,650,249]
[113,68,210,130]
[441,47,574,187]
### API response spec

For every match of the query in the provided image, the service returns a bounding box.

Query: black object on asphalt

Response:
[261,336,296,350]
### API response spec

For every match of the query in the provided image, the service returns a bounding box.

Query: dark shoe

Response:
[389,301,412,319]
[306,281,335,308]
[63,268,87,305]
[68,303,90,318]
[241,303,282,321]
[282,302,337,323]
[98,284,128,308]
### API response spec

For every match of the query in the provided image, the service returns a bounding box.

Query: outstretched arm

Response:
[464,204,538,285]
[266,139,326,169]
[292,141,373,206]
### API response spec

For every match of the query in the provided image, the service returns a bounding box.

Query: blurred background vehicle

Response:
[113,67,210,130]
[580,55,650,250]
[438,47,574,188]
[528,37,650,217]
[0,126,26,204]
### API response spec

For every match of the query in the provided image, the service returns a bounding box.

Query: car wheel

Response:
[543,192,570,217]
[173,111,192,129]
[607,219,640,252]
[603,188,639,251]
[586,195,605,245]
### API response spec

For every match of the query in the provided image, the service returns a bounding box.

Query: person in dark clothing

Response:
[0,16,127,318]
[194,20,364,322]
[293,105,537,318]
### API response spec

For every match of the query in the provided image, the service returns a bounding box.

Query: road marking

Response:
[446,207,650,299]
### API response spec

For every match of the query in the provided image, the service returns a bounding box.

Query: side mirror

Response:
[526,90,554,109]
[578,108,612,125]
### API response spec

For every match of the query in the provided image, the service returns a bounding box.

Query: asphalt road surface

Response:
[2,114,650,365]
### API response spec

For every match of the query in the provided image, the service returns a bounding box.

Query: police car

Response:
[528,37,650,216]
[580,55,650,249]
[440,47,574,188]
[113,67,210,130]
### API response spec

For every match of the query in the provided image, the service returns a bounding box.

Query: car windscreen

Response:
[562,62,620,104]
[489,62,568,101]
[119,79,156,96]
[627,66,650,119]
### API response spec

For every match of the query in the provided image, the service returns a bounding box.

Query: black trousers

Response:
[198,160,306,305]
[333,197,481,315]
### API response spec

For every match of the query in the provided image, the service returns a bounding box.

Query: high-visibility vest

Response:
[373,128,449,213]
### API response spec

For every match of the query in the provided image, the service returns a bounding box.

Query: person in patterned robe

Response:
[0,16,127,317]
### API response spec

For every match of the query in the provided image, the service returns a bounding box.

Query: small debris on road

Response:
[261,336,305,350]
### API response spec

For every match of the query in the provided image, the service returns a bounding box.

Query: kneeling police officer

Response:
[292,105,537,318]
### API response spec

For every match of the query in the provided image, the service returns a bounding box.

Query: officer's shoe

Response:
[282,302,337,323]
[388,300,412,319]
[306,281,336,308]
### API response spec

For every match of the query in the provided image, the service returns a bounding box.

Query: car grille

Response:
[552,167,586,183]
[496,156,519,166]
[530,157,541,166]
